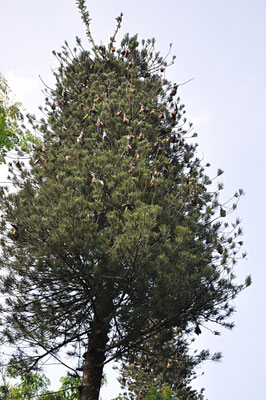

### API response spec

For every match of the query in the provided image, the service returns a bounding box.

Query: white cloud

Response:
[5,70,40,100]
[4,70,45,114]
[192,113,212,127]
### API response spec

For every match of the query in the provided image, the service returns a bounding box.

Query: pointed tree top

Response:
[75,0,99,56]
[76,0,123,56]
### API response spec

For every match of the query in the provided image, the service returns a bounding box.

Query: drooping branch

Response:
[75,0,100,57]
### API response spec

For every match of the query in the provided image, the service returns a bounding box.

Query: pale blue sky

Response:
[1,1,266,399]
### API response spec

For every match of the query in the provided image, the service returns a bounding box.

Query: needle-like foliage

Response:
[0,2,250,400]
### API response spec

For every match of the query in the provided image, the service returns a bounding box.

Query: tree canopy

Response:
[0,73,38,163]
[0,1,250,400]
[0,369,79,400]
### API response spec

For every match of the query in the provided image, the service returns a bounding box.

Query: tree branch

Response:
[76,0,100,57]
[110,13,123,48]
[39,386,79,397]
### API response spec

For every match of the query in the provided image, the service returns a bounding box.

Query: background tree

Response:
[143,386,182,400]
[0,369,50,400]
[117,330,215,400]
[0,73,38,163]
[0,1,250,400]
[0,368,79,400]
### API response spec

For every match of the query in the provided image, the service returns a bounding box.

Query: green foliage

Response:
[144,386,179,400]
[0,2,250,399]
[49,376,80,400]
[0,371,79,400]
[0,371,50,400]
[118,330,211,400]
[0,73,39,162]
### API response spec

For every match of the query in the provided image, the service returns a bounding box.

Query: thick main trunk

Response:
[79,346,106,400]
[79,284,114,400]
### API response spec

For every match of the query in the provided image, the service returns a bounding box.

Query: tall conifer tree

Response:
[0,1,250,400]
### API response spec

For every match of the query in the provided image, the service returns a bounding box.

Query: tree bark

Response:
[79,283,114,400]
[79,346,106,400]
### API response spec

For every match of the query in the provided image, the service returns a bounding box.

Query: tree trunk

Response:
[79,283,114,400]
[79,346,106,400]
